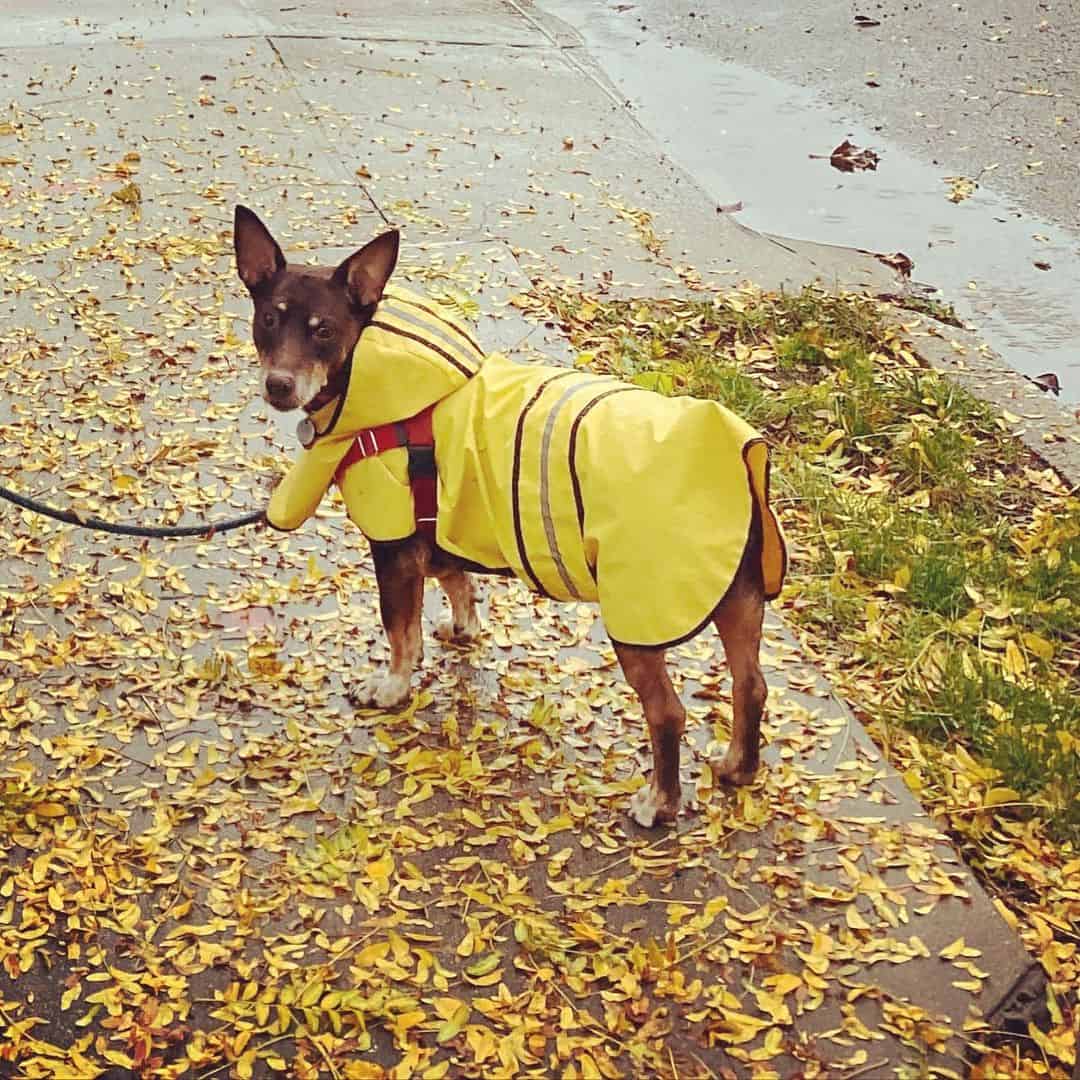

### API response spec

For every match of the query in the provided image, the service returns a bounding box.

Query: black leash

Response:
[0,483,265,539]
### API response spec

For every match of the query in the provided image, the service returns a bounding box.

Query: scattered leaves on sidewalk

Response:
[0,34,1076,1080]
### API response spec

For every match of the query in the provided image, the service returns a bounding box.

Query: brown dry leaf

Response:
[1031,371,1061,395]
[877,251,914,277]
[810,139,881,173]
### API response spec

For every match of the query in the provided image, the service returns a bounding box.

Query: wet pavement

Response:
[0,1,1047,1076]
[536,0,1080,403]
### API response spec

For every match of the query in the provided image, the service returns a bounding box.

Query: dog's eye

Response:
[314,324,335,341]
[261,310,278,328]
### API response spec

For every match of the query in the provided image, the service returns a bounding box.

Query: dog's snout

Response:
[265,372,295,402]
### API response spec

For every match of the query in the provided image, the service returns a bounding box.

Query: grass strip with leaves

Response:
[516,282,1079,1077]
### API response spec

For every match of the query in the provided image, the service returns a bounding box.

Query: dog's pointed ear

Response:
[234,205,285,294]
[332,230,400,308]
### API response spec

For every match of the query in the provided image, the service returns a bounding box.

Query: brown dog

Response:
[234,205,775,827]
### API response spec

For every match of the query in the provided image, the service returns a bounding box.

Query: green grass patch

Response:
[537,285,1080,844]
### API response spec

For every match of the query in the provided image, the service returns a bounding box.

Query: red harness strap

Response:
[333,405,438,539]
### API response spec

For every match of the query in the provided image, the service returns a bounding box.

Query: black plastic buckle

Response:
[408,444,436,479]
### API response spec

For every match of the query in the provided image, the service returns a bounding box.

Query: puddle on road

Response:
[542,2,1080,403]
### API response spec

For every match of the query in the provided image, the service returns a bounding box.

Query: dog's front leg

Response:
[614,642,685,828]
[433,568,482,643]
[351,540,425,710]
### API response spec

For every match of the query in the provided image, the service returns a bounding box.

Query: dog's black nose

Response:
[265,372,295,401]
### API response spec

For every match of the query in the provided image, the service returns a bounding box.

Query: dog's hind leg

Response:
[614,642,685,828]
[351,540,425,710]
[710,510,767,786]
[433,568,481,643]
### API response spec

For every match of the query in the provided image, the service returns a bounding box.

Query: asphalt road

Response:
[603,0,1080,230]
[534,0,1080,401]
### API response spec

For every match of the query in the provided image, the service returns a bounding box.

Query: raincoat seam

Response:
[567,386,643,576]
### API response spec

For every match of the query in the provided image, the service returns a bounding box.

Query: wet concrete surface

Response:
[624,0,1080,232]
[0,1,1047,1075]
[532,0,1080,403]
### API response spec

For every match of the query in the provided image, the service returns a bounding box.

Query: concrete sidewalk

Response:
[0,2,1040,1076]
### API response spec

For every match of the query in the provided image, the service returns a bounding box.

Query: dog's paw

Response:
[710,751,760,787]
[629,783,680,828]
[349,671,412,711]
[434,616,482,644]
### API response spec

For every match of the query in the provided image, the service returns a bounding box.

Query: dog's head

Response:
[233,205,399,412]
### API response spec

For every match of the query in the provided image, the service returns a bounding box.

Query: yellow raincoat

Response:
[267,286,787,647]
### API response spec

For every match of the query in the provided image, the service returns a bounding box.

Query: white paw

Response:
[629,786,659,828]
[629,784,678,829]
[350,671,412,710]
[434,616,481,644]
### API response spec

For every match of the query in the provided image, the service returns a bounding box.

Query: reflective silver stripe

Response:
[538,377,611,599]
[381,300,481,373]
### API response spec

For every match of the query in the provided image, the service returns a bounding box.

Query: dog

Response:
[233,205,787,827]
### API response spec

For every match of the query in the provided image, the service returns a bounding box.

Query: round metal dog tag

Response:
[296,417,316,448]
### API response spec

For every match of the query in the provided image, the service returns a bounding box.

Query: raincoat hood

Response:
[266,285,483,537]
